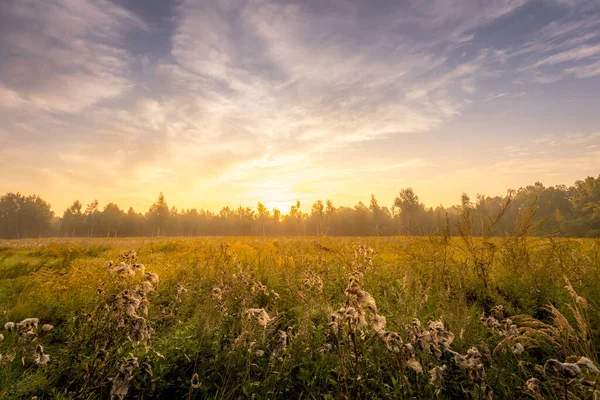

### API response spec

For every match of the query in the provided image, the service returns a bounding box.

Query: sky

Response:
[1,0,599,215]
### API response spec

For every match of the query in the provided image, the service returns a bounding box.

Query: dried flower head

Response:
[429,365,447,387]
[145,272,159,284]
[191,372,201,389]
[576,357,600,375]
[525,377,540,393]
[512,342,525,356]
[545,359,581,379]
[245,308,272,327]
[370,314,387,334]
[34,345,50,367]
[17,318,39,330]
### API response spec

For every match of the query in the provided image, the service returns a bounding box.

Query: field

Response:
[0,236,599,399]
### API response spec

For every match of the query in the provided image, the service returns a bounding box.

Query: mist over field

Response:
[1,174,600,239]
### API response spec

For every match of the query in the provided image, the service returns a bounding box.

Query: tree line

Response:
[0,175,599,239]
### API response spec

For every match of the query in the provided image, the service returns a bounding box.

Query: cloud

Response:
[565,60,600,78]
[164,0,512,188]
[533,132,600,146]
[1,0,599,212]
[0,0,146,113]
[507,4,600,83]
[532,44,600,67]
[484,91,527,102]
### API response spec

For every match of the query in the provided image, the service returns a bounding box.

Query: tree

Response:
[310,200,325,235]
[84,200,100,237]
[101,203,124,237]
[148,193,170,236]
[370,194,390,235]
[256,202,270,236]
[0,193,53,239]
[62,200,84,237]
[394,188,424,234]
[289,201,303,235]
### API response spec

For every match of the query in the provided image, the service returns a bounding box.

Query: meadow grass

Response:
[0,236,599,399]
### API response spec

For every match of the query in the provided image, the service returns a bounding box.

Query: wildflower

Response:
[370,314,386,334]
[145,272,159,284]
[108,262,134,276]
[449,347,485,382]
[3,351,15,363]
[245,308,271,327]
[111,355,139,400]
[132,263,145,274]
[275,331,288,352]
[382,331,403,353]
[467,347,481,359]
[120,250,137,261]
[407,357,423,373]
[429,365,447,387]
[191,372,201,389]
[329,314,341,334]
[176,284,188,302]
[211,287,223,299]
[34,345,50,367]
[4,322,14,331]
[141,281,154,294]
[427,319,455,352]
[545,359,581,378]
[480,315,501,329]
[356,290,377,312]
[576,357,600,375]
[128,317,151,346]
[512,342,525,356]
[139,301,149,317]
[126,303,137,317]
[17,318,39,330]
[42,324,53,332]
[356,311,368,329]
[303,271,324,292]
[525,377,540,393]
[491,305,505,319]
[104,260,114,268]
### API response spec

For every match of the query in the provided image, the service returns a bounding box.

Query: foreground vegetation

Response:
[0,232,599,399]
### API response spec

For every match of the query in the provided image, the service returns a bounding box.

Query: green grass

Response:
[0,236,599,399]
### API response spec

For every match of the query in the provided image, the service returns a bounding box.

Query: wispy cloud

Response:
[0,0,599,212]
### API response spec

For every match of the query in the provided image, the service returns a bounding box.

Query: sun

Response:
[243,180,299,212]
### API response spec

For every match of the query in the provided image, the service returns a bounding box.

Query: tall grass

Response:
[0,235,598,399]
